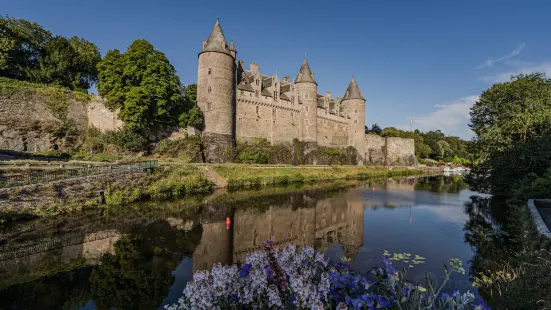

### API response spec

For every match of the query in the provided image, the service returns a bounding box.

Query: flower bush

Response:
[166,238,490,309]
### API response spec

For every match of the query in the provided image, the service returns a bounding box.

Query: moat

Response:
[0,174,500,310]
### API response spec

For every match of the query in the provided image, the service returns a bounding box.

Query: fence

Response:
[0,160,158,189]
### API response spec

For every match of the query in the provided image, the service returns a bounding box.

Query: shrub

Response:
[103,128,149,153]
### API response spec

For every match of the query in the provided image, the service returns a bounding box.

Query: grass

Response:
[212,164,424,189]
[0,165,213,223]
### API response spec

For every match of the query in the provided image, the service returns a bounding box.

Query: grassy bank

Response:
[0,165,212,223]
[212,165,423,189]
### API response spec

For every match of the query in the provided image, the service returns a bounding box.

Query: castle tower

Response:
[295,58,318,143]
[197,19,237,162]
[342,77,366,163]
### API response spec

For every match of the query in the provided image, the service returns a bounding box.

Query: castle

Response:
[197,19,416,165]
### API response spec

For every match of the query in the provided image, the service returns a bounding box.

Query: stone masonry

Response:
[197,19,416,165]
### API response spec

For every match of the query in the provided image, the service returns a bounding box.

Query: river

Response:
[0,174,499,310]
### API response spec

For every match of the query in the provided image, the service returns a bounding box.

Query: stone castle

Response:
[197,19,416,165]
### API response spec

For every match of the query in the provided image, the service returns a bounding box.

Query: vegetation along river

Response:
[0,174,510,309]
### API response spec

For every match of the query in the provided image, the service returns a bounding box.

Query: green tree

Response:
[97,39,184,130]
[470,73,551,158]
[177,84,203,129]
[468,73,551,194]
[0,15,51,79]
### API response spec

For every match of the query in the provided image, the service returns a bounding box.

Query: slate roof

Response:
[342,77,365,100]
[202,19,232,56]
[295,58,317,84]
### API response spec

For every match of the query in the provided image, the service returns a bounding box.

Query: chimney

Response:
[250,62,259,75]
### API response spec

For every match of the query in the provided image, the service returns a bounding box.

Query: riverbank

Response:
[211,164,424,189]
[0,164,425,223]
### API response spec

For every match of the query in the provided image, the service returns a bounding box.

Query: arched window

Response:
[208,86,211,93]
[208,68,212,75]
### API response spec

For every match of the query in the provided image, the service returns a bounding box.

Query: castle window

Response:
[208,68,212,75]
[208,86,211,93]
[255,90,259,97]
[274,91,277,100]
[291,96,295,104]
[256,106,259,114]
[355,109,357,113]
[272,108,276,119]
[240,90,244,95]
[256,79,259,86]
[207,102,212,110]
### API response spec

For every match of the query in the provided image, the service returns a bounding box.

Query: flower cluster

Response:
[166,238,490,309]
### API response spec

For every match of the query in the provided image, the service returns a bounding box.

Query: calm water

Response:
[0,175,497,310]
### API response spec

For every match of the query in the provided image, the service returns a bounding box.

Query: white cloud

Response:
[476,42,526,69]
[479,62,551,84]
[409,96,478,139]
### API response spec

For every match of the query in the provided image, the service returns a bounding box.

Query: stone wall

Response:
[386,137,417,166]
[365,134,386,165]
[364,135,417,166]
[0,91,88,152]
[316,109,350,148]
[86,97,123,132]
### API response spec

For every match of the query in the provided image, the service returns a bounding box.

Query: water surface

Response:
[0,175,495,310]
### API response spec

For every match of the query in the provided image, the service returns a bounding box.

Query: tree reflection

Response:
[414,175,469,193]
[90,220,202,310]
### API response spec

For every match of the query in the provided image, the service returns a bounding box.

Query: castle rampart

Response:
[195,19,417,165]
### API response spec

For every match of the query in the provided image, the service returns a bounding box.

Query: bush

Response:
[153,135,203,162]
[103,128,149,153]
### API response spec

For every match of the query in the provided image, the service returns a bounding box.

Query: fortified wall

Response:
[0,85,122,152]
[197,19,416,165]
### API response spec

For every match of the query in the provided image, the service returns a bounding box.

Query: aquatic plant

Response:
[166,237,490,309]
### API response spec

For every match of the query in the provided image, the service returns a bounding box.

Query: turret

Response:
[295,58,318,143]
[197,18,236,162]
[342,77,366,163]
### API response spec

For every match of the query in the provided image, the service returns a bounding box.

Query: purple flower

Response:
[239,263,251,278]
[373,295,391,307]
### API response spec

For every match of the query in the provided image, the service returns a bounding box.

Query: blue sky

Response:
[4,0,551,139]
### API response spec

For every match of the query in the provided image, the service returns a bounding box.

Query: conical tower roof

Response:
[295,58,317,84]
[342,77,365,100]
[202,19,231,54]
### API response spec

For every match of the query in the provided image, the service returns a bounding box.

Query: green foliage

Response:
[0,15,99,90]
[468,74,551,195]
[178,105,203,129]
[103,128,149,153]
[237,138,271,164]
[97,40,184,131]
[153,135,203,162]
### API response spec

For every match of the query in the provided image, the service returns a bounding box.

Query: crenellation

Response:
[197,19,416,165]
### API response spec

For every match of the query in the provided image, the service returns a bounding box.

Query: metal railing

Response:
[0,160,158,189]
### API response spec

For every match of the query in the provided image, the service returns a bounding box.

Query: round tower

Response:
[197,19,236,162]
[342,77,366,164]
[295,58,318,143]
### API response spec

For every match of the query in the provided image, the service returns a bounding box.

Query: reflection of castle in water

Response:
[192,185,375,271]
[0,176,425,290]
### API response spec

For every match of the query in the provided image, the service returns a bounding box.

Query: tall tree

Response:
[468,73,551,194]
[470,73,551,158]
[97,40,184,130]
[0,15,51,79]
